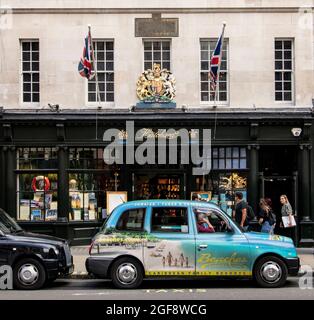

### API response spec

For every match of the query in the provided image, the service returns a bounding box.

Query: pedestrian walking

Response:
[280,195,296,241]
[233,192,249,231]
[258,198,276,234]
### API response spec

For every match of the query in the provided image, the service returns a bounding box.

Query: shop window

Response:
[200,39,228,102]
[274,39,294,102]
[212,147,247,170]
[16,147,58,221]
[194,172,248,217]
[69,148,113,170]
[88,40,114,102]
[21,40,40,103]
[143,40,171,71]
[69,171,121,221]
[17,173,58,221]
[151,207,188,233]
[17,147,58,170]
[116,208,146,232]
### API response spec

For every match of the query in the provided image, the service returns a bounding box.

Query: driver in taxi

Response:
[197,213,215,233]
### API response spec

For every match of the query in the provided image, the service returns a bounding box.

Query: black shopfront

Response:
[0,109,313,246]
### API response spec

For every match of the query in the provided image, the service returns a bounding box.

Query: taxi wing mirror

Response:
[227,225,234,233]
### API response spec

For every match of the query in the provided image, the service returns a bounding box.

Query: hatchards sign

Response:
[135,14,179,37]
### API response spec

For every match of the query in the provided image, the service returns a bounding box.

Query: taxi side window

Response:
[193,207,229,233]
[151,207,189,233]
[116,208,146,232]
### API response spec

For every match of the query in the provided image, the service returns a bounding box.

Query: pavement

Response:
[69,246,314,278]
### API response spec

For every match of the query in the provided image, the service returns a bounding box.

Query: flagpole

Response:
[88,24,101,140]
[213,22,226,140]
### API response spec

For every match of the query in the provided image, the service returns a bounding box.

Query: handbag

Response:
[282,215,296,228]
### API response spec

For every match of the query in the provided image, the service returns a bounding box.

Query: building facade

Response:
[0,0,313,245]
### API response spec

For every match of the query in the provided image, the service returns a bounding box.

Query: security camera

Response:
[291,128,302,137]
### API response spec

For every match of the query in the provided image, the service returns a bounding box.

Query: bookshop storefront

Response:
[0,110,313,245]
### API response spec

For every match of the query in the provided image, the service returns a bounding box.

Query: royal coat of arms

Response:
[136,63,176,104]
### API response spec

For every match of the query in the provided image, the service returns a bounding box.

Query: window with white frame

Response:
[88,40,114,102]
[21,40,40,103]
[274,39,294,102]
[200,39,228,102]
[143,40,171,71]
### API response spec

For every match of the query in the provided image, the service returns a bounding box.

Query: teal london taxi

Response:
[86,200,300,289]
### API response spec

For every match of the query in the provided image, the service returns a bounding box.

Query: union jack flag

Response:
[78,32,94,79]
[209,25,226,92]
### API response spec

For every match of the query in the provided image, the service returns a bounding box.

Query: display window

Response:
[17,173,58,221]
[68,146,121,222]
[16,148,58,221]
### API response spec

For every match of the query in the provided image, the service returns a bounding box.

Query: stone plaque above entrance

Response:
[135,13,179,37]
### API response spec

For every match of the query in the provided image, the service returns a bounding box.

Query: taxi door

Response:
[193,207,252,277]
[143,204,196,277]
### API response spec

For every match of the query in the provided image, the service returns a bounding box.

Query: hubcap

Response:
[18,264,39,286]
[260,261,282,284]
[116,263,137,285]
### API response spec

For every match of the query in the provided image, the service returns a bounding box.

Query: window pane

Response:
[284,92,292,101]
[32,93,40,102]
[144,51,152,60]
[106,42,114,50]
[151,207,189,233]
[284,82,291,90]
[201,92,209,101]
[275,41,282,50]
[23,73,31,82]
[284,41,292,50]
[275,50,282,59]
[32,42,39,51]
[32,51,39,61]
[283,72,291,81]
[284,61,292,70]
[23,93,31,102]
[22,42,31,51]
[275,92,282,101]
[201,82,208,91]
[116,209,146,231]
[23,83,31,92]
[275,61,282,70]
[275,72,282,81]
[23,62,30,71]
[153,42,161,50]
[275,82,282,91]
[32,83,39,92]
[32,62,39,71]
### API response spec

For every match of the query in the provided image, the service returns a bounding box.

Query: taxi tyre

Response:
[110,257,144,289]
[13,258,47,290]
[253,255,288,288]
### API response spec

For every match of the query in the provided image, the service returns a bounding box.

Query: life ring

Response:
[32,175,50,192]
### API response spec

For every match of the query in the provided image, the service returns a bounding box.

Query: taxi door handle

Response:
[198,244,208,250]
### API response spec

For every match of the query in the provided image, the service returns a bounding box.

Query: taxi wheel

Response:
[254,256,288,288]
[13,258,47,290]
[110,257,143,289]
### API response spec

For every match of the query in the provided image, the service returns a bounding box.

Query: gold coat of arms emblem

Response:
[136,63,176,103]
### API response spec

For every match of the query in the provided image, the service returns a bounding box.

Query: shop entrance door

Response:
[260,173,298,239]
[132,171,186,200]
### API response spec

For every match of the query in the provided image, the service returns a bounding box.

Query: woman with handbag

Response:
[280,194,296,241]
[258,198,275,234]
